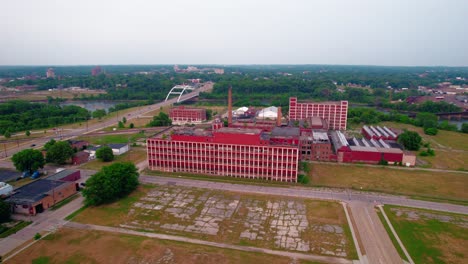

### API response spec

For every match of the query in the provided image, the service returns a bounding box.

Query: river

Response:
[60,101,117,112]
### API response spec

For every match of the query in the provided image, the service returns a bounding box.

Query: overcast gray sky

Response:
[1,0,467,66]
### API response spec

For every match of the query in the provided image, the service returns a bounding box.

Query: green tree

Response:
[12,149,45,174]
[43,138,56,151]
[96,146,114,162]
[118,121,125,128]
[0,200,11,223]
[147,112,172,127]
[438,120,457,132]
[25,130,31,137]
[92,109,106,120]
[415,112,438,129]
[4,129,11,138]
[46,141,74,164]
[398,130,422,151]
[82,162,139,206]
[206,109,213,120]
[122,117,127,124]
[129,123,134,128]
[461,123,468,134]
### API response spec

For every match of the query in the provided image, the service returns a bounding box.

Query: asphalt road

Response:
[349,202,402,264]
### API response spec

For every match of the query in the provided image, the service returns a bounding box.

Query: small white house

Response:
[107,143,130,156]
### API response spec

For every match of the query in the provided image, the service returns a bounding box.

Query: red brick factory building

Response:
[147,88,414,184]
[169,106,207,124]
[289,97,348,130]
[147,127,299,182]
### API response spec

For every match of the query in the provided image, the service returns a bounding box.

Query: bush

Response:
[34,233,42,240]
[427,148,435,156]
[424,127,438,135]
[462,123,468,134]
[298,174,310,184]
[420,148,435,157]
[378,158,388,165]
[0,200,11,223]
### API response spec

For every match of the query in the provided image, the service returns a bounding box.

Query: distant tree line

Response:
[0,100,90,135]
[2,65,467,115]
[348,108,464,133]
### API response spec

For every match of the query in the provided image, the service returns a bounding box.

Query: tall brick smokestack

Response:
[228,86,232,126]
[277,106,282,126]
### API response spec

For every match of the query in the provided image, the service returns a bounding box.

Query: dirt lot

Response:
[383,205,468,264]
[74,185,356,259]
[8,228,312,264]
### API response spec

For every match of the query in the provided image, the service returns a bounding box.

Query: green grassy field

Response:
[79,147,147,170]
[383,205,468,264]
[376,122,468,170]
[308,163,468,203]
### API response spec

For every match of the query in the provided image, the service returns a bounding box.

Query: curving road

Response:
[0,82,213,159]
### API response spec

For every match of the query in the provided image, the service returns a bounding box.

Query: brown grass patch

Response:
[9,228,300,264]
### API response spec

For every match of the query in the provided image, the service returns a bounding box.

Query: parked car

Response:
[31,171,40,179]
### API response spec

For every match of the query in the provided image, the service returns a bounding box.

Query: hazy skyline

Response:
[1,0,467,66]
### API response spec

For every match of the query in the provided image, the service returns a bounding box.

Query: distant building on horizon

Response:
[46,68,55,78]
[91,66,102,76]
[214,68,224,74]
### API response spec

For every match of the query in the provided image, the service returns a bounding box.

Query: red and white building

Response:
[289,97,348,130]
[147,127,299,182]
[169,106,207,124]
[330,130,415,165]
[361,125,398,140]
